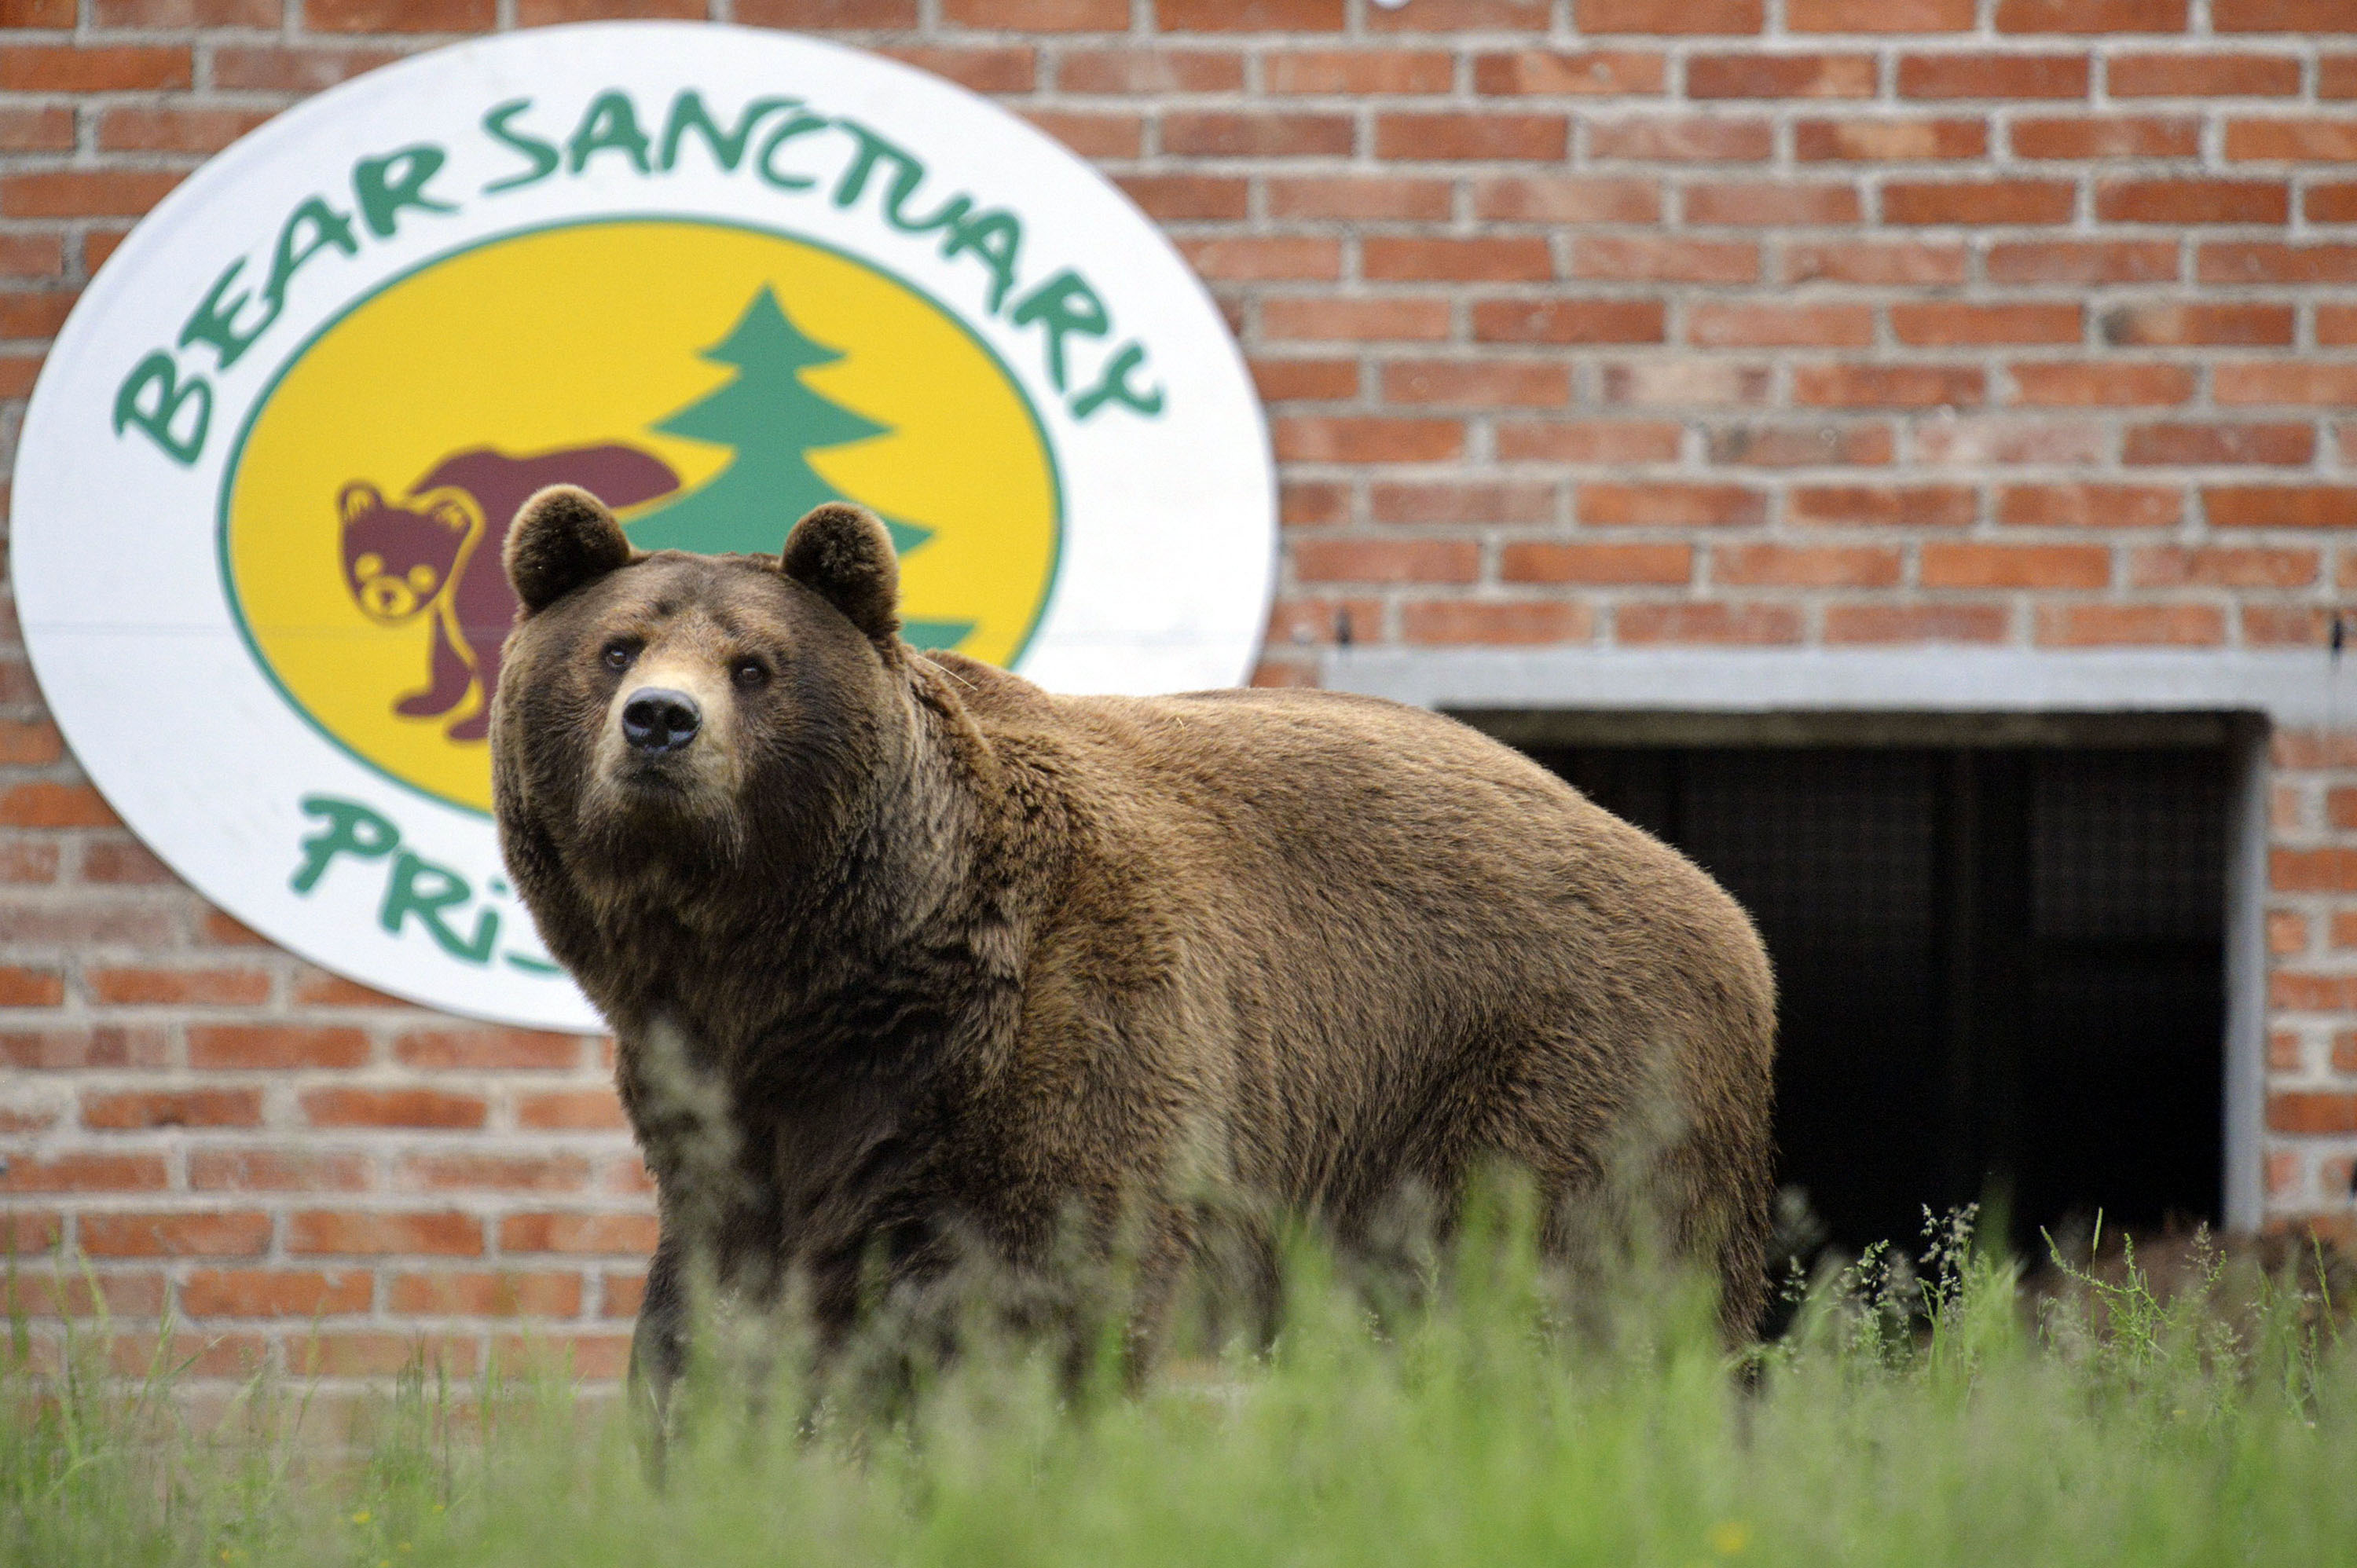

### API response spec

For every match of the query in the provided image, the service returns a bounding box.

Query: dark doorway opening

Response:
[1488,718,2233,1258]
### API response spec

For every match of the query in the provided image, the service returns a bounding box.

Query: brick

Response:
[2226,119,2357,162]
[1370,482,1555,526]
[189,1024,368,1070]
[1996,0,2187,29]
[944,0,1124,26]
[0,963,60,1006]
[0,1026,170,1070]
[0,171,185,220]
[0,1154,167,1194]
[299,1087,488,1130]
[2011,362,2194,406]
[1618,602,1802,644]
[1472,175,1659,223]
[1500,543,1692,585]
[290,1211,482,1257]
[1688,302,1873,346]
[1580,483,1765,527]
[1713,544,1901,588]
[2241,606,2333,645]
[1400,601,1593,645]
[1898,54,2089,100]
[1574,0,1761,30]
[1922,543,2109,589]
[181,1269,370,1318]
[1792,485,1978,527]
[1495,419,1684,461]
[0,0,71,22]
[1998,484,2182,527]
[87,965,270,1006]
[1987,240,2178,283]
[1381,361,1569,408]
[1473,49,1665,96]
[81,1211,271,1258]
[2124,423,2313,466]
[2099,179,2289,224]
[3,1270,163,1318]
[2206,486,2357,529]
[489,1332,631,1380]
[1294,540,1480,584]
[82,1087,262,1130]
[0,44,189,92]
[189,1148,372,1192]
[1263,49,1448,95]
[2034,603,2225,645]
[1788,0,1972,26]
[1707,423,1895,466]
[1118,173,1248,221]
[1824,603,2010,643]
[1883,180,2076,225]
[2317,304,2357,343]
[2130,545,2316,588]
[1688,53,1875,99]
[97,107,276,156]
[1366,0,1550,27]
[388,1270,584,1317]
[2267,1094,2357,1134]
[515,1089,629,1130]
[1157,0,1343,27]
[1364,237,1552,283]
[292,1332,479,1379]
[208,44,406,90]
[2101,302,2292,346]
[306,0,491,27]
[0,234,63,279]
[2110,53,2299,97]
[2329,57,2357,99]
[1793,363,1985,408]
[1891,303,2081,346]
[1019,110,1142,158]
[1783,241,1968,285]
[515,0,708,19]
[1263,296,1452,343]
[1177,237,1340,281]
[393,1027,585,1070]
[735,0,915,19]
[0,290,72,341]
[1255,357,1358,401]
[498,1212,660,1255]
[81,840,174,885]
[601,1271,647,1317]
[1374,112,1565,162]
[2305,185,2357,222]
[1268,599,1381,646]
[0,841,61,885]
[1474,299,1662,344]
[1682,181,1860,225]
[2214,0,2357,30]
[1794,119,1985,161]
[0,782,119,828]
[2013,117,2198,159]
[1587,117,1772,162]
[1267,175,1450,220]
[0,106,72,154]
[1573,236,1757,282]
[2199,244,2357,283]
[1162,112,1351,157]
[1061,48,1244,93]
[1275,417,1463,463]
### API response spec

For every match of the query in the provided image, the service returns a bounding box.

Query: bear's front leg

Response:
[627,1229,688,1470]
[396,611,475,720]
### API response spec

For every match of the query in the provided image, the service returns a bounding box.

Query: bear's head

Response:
[490,485,909,888]
[339,481,480,623]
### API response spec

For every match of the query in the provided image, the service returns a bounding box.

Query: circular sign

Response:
[13,23,1275,1031]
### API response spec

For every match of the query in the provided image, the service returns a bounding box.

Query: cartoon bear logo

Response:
[339,445,680,742]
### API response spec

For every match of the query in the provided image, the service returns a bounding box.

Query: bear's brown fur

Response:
[490,489,1777,1405]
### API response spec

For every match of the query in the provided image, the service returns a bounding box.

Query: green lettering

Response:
[1070,341,1166,422]
[658,90,797,173]
[176,258,271,372]
[379,851,497,965]
[754,110,830,191]
[291,795,398,894]
[482,100,560,194]
[112,353,211,466]
[353,144,455,239]
[1010,269,1109,393]
[830,121,969,233]
[261,196,359,314]
[566,90,651,175]
[942,208,1022,314]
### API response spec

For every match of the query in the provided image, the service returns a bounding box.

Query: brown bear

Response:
[490,489,1776,1408]
[340,444,680,741]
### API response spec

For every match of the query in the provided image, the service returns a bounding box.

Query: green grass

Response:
[5,1203,2352,1568]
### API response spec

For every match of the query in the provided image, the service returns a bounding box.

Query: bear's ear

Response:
[506,485,634,614]
[338,481,383,525]
[780,503,900,645]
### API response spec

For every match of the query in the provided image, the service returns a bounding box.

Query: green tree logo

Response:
[631,285,973,650]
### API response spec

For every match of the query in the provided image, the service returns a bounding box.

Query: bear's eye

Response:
[354,552,384,581]
[731,658,769,691]
[406,565,438,592]
[600,641,636,672]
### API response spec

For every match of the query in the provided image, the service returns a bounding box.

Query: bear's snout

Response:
[621,688,702,756]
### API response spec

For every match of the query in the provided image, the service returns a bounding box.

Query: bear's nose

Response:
[621,688,702,755]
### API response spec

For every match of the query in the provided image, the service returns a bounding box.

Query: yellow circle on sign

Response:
[222,218,1061,816]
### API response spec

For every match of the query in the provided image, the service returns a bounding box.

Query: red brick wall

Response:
[4,0,2356,1383]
